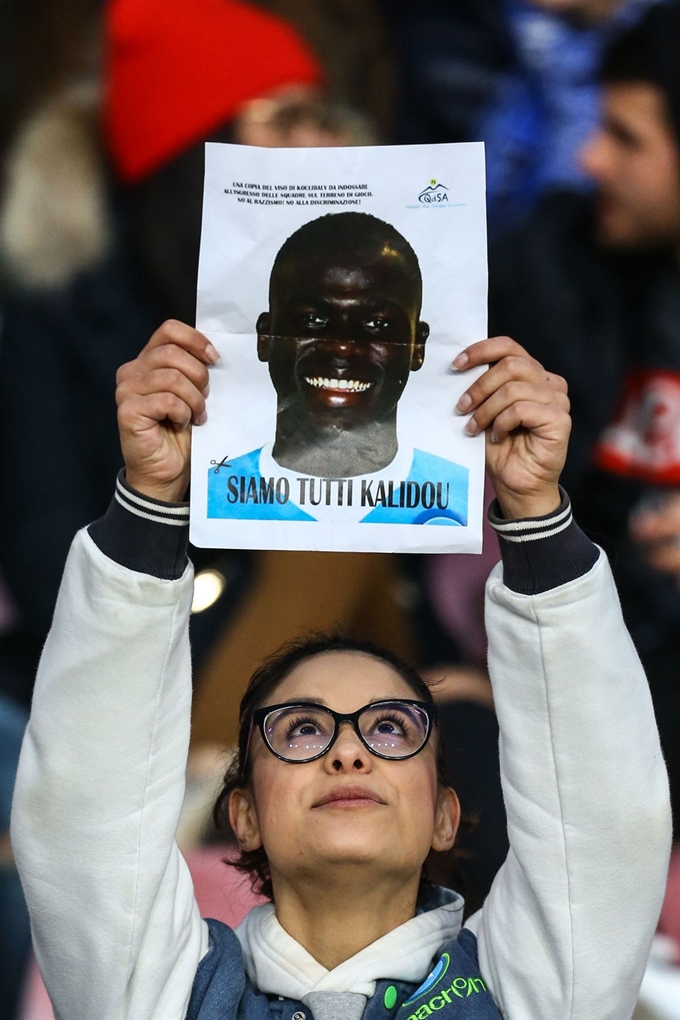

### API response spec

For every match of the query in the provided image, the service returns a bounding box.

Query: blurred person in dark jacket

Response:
[489,0,680,834]
[480,0,660,234]
[384,0,660,235]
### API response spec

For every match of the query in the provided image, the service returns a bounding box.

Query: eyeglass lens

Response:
[263,701,430,761]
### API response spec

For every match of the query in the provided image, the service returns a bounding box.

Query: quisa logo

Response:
[418,179,449,204]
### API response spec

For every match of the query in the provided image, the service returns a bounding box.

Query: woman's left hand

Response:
[454,336,571,520]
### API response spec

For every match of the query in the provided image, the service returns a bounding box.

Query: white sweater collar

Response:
[235,887,464,1002]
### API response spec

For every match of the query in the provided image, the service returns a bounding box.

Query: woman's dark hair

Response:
[213,631,473,903]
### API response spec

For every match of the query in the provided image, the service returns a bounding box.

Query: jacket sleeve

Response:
[467,547,672,1020]
[10,525,209,1020]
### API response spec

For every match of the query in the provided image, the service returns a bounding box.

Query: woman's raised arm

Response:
[455,337,672,1019]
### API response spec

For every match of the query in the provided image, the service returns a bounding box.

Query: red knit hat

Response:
[104,0,323,184]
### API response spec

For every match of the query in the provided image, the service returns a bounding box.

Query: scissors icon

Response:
[210,456,232,474]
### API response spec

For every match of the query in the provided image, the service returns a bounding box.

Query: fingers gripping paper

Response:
[190,142,487,553]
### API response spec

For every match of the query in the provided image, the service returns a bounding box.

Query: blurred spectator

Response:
[384,0,660,235]
[489,0,680,834]
[481,0,660,234]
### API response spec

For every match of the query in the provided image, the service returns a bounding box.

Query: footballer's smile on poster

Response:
[190,141,487,554]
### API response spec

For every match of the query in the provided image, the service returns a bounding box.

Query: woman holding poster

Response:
[190,140,491,555]
[11,322,671,1020]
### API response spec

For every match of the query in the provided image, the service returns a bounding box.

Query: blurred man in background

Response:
[489,0,680,837]
[480,0,661,233]
[385,0,660,234]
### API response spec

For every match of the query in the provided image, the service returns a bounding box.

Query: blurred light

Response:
[191,568,226,614]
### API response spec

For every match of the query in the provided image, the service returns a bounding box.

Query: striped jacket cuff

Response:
[88,472,190,579]
[488,488,599,595]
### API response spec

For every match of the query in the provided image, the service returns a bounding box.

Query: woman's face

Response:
[229,651,460,892]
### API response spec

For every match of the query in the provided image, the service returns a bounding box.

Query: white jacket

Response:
[11,519,671,1020]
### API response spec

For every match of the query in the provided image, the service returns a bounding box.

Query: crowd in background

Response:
[2,1,680,1018]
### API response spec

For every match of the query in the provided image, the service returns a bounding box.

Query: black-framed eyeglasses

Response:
[249,699,437,764]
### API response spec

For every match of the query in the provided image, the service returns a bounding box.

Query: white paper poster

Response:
[190,141,487,553]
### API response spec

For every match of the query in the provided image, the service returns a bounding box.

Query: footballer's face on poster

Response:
[190,141,488,555]
[255,213,430,478]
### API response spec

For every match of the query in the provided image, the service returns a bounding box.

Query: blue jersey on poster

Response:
[207,448,468,526]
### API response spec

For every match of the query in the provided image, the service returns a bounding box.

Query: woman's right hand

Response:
[115,320,219,503]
